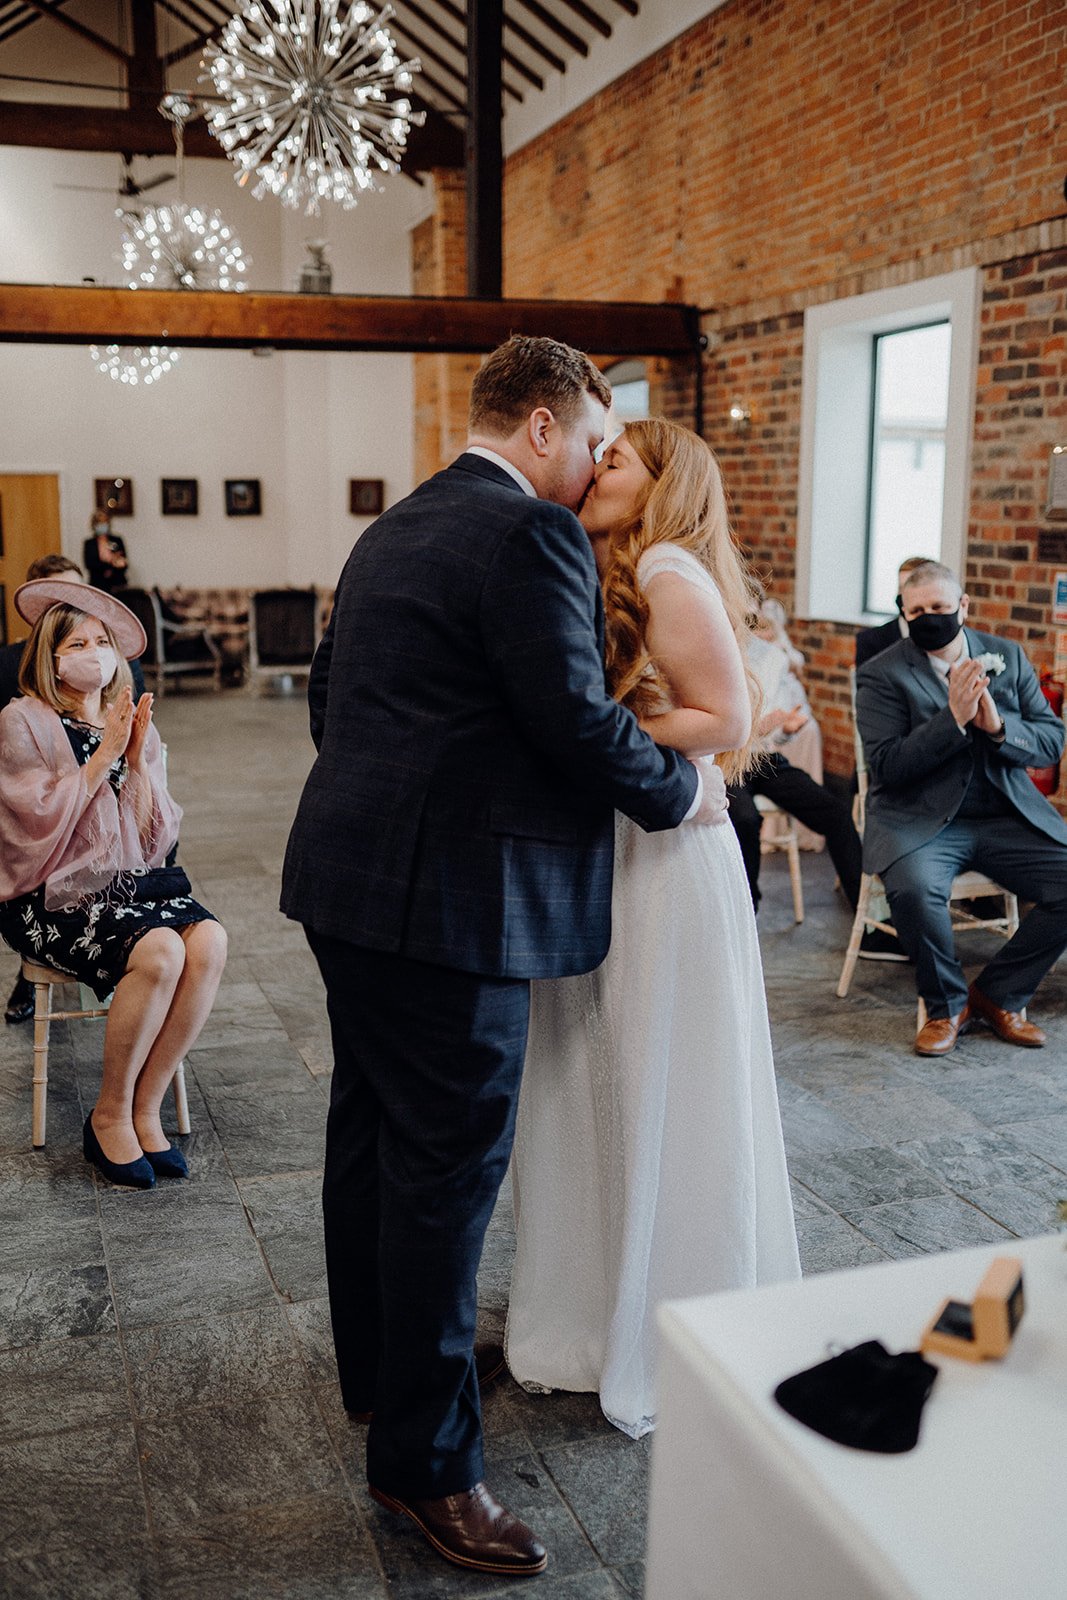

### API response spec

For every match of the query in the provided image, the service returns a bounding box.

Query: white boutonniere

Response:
[975,651,1006,677]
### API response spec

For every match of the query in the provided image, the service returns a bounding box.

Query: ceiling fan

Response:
[55,154,175,200]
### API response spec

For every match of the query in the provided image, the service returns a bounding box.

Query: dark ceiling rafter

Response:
[16,0,126,59]
[0,0,641,174]
[401,0,543,93]
[556,0,611,41]
[382,26,468,117]
[512,0,588,57]
[431,0,562,77]
[391,4,524,105]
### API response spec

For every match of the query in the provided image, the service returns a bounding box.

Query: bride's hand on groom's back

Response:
[689,757,730,826]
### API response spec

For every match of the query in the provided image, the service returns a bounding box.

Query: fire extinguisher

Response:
[1027,669,1063,796]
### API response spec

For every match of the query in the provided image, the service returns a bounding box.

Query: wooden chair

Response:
[247,587,322,693]
[837,671,1020,1025]
[118,586,223,697]
[754,793,804,922]
[24,958,190,1150]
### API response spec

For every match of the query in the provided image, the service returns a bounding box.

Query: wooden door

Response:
[0,475,62,645]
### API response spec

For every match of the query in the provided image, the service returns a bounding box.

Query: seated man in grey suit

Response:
[856,559,1067,1056]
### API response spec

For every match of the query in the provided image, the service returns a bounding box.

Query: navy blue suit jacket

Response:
[280,453,698,979]
[855,615,905,667]
[856,629,1067,875]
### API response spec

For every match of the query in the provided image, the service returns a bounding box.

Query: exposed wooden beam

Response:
[556,0,612,40]
[467,0,502,299]
[501,10,566,74]
[160,26,217,69]
[154,0,227,41]
[433,0,566,75]
[128,0,163,100]
[513,0,587,55]
[403,0,543,92]
[0,284,701,357]
[0,96,464,171]
[392,7,523,104]
[0,12,41,46]
[389,17,465,91]
[402,96,465,170]
[0,100,224,156]
[16,0,127,60]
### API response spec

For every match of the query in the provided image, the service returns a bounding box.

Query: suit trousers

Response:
[880,815,1067,1017]
[307,930,530,1499]
[727,753,863,911]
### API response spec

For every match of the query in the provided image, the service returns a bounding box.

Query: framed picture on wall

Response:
[161,478,199,516]
[349,478,384,517]
[225,479,262,517]
[94,477,134,517]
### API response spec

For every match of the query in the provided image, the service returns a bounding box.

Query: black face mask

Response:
[907,608,963,652]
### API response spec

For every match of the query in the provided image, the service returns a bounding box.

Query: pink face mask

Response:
[55,647,118,693]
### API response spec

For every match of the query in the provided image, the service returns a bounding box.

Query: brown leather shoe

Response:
[967,986,1046,1047]
[915,1011,967,1056]
[346,1341,507,1425]
[473,1339,506,1388]
[369,1480,548,1576]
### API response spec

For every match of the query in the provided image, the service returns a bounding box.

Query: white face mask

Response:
[56,647,118,693]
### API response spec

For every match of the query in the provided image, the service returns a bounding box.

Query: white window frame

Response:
[795,267,981,625]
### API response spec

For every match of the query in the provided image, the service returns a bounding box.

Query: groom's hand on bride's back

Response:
[688,757,730,826]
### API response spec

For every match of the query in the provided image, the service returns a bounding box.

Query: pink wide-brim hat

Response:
[13,578,147,660]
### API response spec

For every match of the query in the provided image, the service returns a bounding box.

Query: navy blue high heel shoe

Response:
[82,1114,155,1189]
[143,1143,189,1179]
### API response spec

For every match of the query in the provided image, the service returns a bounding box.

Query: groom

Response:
[281,336,717,1576]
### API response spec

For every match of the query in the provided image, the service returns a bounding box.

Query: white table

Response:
[646,1234,1067,1600]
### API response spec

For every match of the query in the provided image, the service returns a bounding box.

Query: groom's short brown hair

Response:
[469,335,612,436]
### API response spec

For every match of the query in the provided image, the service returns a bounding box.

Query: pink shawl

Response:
[0,696,181,910]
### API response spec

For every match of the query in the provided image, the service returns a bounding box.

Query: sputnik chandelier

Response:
[120,95,250,294]
[89,343,180,386]
[201,0,424,215]
[91,96,249,387]
[120,205,248,292]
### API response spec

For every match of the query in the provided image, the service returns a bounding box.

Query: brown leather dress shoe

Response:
[346,1341,507,1425]
[914,1011,967,1056]
[967,986,1046,1047]
[369,1480,548,1576]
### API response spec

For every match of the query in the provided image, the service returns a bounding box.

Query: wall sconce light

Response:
[729,399,752,432]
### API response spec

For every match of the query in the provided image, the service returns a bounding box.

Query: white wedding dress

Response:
[505,544,801,1438]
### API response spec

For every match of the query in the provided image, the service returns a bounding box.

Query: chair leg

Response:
[31,981,51,1149]
[786,833,804,923]
[172,1060,191,1135]
[837,877,871,998]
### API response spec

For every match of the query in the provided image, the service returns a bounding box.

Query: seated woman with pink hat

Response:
[0,578,227,1188]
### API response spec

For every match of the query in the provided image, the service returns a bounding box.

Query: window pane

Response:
[866,322,951,613]
[610,378,650,420]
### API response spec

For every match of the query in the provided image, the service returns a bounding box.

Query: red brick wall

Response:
[967,248,1067,659]
[412,171,482,482]
[411,0,1067,781]
[503,0,1066,310]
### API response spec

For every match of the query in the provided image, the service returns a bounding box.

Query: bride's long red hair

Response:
[600,419,762,784]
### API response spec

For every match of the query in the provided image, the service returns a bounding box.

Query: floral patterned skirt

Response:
[0,879,217,1000]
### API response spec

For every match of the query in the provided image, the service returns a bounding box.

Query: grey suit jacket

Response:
[855,629,1067,874]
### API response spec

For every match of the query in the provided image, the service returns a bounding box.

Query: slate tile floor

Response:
[2,693,1065,1598]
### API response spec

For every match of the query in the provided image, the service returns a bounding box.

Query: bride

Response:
[505,418,800,1438]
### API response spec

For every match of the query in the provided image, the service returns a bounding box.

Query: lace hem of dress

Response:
[603,1407,655,1441]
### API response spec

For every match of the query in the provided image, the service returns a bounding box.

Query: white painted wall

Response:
[0,141,422,588]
